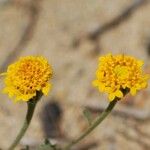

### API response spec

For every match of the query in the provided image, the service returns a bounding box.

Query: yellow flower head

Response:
[3,56,53,102]
[93,54,149,101]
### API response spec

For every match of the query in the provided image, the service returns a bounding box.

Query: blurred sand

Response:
[0,0,150,149]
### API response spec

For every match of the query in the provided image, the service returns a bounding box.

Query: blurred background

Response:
[0,0,150,149]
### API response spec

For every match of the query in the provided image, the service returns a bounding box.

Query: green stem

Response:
[63,99,118,150]
[8,92,42,150]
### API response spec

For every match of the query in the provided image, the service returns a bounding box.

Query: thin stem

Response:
[63,99,118,150]
[8,92,42,150]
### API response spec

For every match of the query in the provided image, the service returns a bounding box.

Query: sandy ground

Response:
[0,0,150,149]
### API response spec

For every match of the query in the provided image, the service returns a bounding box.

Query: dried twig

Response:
[88,0,147,40]
[73,142,98,150]
[0,0,41,71]
[118,130,150,150]
[128,122,150,139]
[84,103,150,122]
[73,0,148,47]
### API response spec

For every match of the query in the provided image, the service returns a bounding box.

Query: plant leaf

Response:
[37,139,57,150]
[83,108,93,125]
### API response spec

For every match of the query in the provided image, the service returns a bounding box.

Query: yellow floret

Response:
[93,53,149,101]
[3,56,53,102]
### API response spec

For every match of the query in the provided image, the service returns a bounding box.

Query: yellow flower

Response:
[2,56,53,102]
[93,53,149,101]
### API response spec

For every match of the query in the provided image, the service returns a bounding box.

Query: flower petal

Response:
[108,93,115,101]
[92,80,99,87]
[42,83,52,95]
[130,88,137,96]
[115,90,123,98]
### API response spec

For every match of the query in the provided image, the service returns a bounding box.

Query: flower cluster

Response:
[93,54,149,101]
[1,54,149,102]
[0,54,149,150]
[3,56,53,102]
